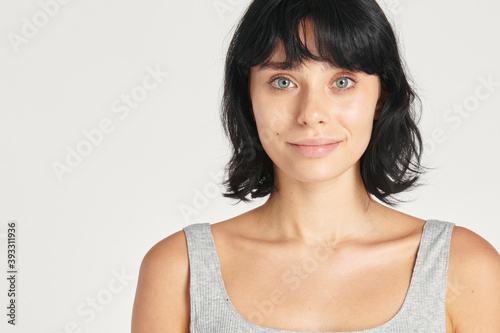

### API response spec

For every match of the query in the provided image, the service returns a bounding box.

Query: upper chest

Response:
[210,226,455,332]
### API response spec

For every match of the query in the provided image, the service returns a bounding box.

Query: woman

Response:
[132,0,500,332]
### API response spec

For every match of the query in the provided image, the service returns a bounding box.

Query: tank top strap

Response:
[183,223,231,330]
[401,219,455,327]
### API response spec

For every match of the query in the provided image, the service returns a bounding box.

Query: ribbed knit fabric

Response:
[183,219,455,332]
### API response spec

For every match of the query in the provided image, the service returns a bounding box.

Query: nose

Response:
[296,85,330,127]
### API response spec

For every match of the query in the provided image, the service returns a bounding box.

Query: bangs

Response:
[237,0,394,75]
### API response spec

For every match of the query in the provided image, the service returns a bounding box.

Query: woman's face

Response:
[249,28,383,184]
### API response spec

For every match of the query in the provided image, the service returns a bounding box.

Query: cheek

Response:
[252,98,291,145]
[253,110,284,148]
[338,93,378,139]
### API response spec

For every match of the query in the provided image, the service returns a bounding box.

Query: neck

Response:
[255,165,386,245]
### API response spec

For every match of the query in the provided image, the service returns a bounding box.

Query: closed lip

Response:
[288,138,343,146]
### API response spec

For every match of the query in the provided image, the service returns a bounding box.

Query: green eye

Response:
[335,77,351,89]
[276,78,292,89]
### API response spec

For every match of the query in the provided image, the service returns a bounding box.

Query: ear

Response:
[375,85,388,120]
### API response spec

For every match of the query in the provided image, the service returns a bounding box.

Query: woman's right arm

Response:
[131,230,190,333]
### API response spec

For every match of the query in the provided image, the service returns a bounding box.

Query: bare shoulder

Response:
[447,225,500,332]
[131,229,190,333]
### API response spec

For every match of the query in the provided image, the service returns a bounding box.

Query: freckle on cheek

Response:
[276,133,280,136]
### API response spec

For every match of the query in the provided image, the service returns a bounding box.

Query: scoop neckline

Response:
[204,219,431,333]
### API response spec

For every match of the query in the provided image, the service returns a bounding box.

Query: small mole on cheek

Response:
[276,132,280,136]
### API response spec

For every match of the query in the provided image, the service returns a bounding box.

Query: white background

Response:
[0,0,499,332]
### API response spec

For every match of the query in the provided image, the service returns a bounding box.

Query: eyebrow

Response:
[257,61,336,72]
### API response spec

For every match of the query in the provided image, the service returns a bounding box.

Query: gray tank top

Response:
[183,219,455,332]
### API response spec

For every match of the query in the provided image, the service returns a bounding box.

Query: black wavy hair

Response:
[221,0,424,206]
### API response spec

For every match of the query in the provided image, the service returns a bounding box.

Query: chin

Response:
[275,160,353,184]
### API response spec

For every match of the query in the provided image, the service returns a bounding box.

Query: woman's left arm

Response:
[447,226,500,333]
